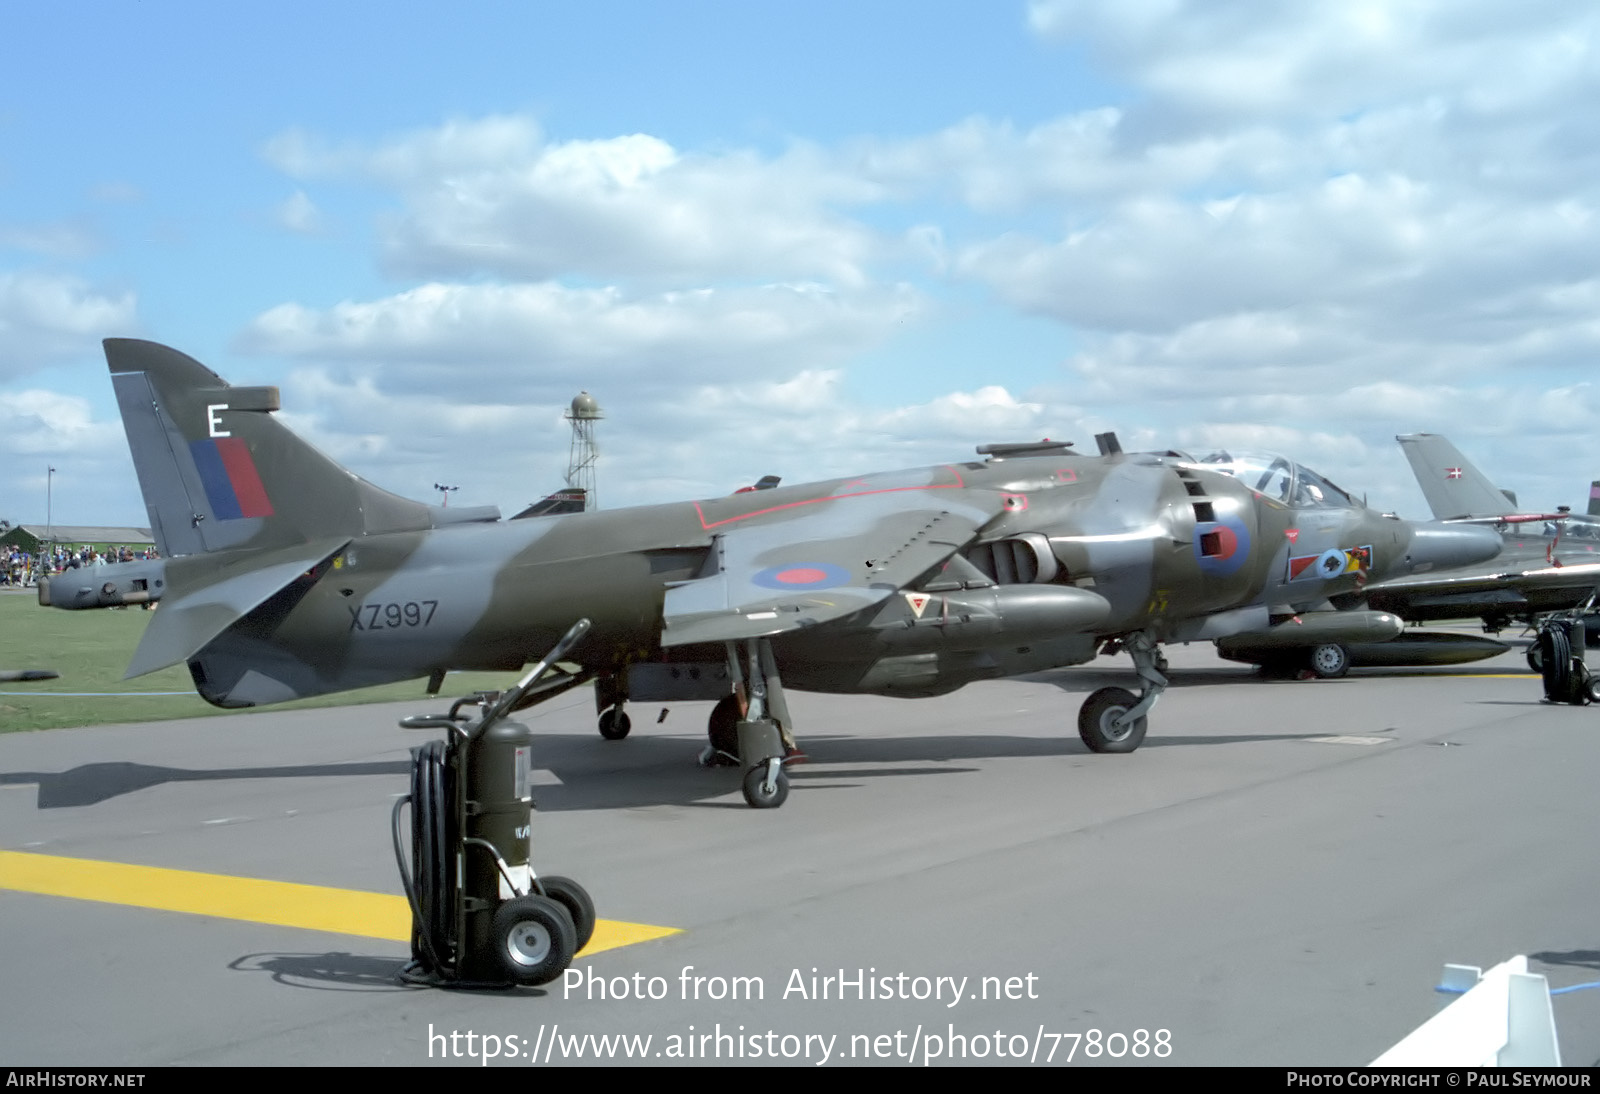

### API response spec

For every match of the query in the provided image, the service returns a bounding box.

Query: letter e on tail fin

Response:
[106,339,440,556]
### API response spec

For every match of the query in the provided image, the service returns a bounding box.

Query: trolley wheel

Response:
[539,876,596,952]
[490,895,576,986]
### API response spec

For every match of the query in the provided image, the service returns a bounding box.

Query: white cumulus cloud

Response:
[0,273,136,380]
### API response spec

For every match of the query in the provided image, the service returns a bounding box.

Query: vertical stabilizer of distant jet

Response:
[1396,433,1518,520]
[1589,481,1600,518]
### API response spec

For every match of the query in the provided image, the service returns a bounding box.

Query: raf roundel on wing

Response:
[750,563,852,591]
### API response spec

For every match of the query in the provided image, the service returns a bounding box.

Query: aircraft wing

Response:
[660,491,1003,647]
[125,536,352,677]
[1364,559,1600,600]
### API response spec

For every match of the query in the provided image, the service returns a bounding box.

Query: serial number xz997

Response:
[348,600,439,632]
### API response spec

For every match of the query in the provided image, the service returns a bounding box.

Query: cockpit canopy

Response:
[1545,516,1600,540]
[1186,451,1360,510]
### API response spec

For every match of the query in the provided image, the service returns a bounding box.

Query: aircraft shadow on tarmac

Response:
[0,759,411,808]
[0,722,1335,812]
[1021,665,1532,694]
[509,725,1349,811]
[1474,699,1582,707]
[1530,948,1600,973]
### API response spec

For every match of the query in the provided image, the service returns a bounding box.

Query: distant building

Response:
[0,525,155,555]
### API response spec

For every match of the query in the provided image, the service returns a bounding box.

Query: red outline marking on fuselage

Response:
[693,466,970,530]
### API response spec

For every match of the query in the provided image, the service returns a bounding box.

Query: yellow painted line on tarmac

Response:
[0,850,679,957]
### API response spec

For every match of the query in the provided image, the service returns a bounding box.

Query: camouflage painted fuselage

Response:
[69,340,1501,708]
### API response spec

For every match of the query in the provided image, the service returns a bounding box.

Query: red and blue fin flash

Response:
[189,437,274,520]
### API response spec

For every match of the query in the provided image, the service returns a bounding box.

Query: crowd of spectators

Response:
[1,544,159,588]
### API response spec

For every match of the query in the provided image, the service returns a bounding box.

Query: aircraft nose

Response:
[1403,521,1502,572]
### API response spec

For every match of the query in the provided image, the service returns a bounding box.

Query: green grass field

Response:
[0,591,520,732]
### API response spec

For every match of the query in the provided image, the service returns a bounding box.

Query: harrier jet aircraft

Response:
[1353,434,1600,640]
[43,341,1500,806]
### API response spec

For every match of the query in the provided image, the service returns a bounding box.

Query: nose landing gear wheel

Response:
[491,895,577,986]
[1078,686,1148,753]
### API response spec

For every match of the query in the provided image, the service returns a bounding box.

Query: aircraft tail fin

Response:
[1396,433,1517,521]
[106,339,485,557]
[1589,481,1600,518]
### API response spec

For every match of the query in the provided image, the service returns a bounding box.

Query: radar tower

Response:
[565,391,602,510]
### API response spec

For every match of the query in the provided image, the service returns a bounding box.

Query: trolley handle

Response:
[399,714,465,731]
[470,618,592,738]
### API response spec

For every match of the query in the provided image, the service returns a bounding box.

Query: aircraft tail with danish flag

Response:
[1397,434,1520,521]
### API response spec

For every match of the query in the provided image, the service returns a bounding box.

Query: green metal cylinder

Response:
[458,717,534,980]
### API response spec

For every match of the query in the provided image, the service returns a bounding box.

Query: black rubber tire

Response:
[1077,686,1148,753]
[1527,646,1543,674]
[598,708,631,740]
[708,694,740,755]
[741,763,789,809]
[1540,625,1573,702]
[489,895,575,986]
[1255,656,1300,679]
[538,876,596,953]
[1307,643,1349,679]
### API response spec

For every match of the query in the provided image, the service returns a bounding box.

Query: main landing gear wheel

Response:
[1255,656,1299,679]
[705,695,740,763]
[1078,686,1148,754]
[490,894,576,986]
[598,708,631,740]
[1307,643,1349,679]
[538,875,596,953]
[1526,646,1544,673]
[741,763,789,809]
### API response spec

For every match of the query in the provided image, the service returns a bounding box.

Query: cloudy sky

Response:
[5,1,1598,529]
